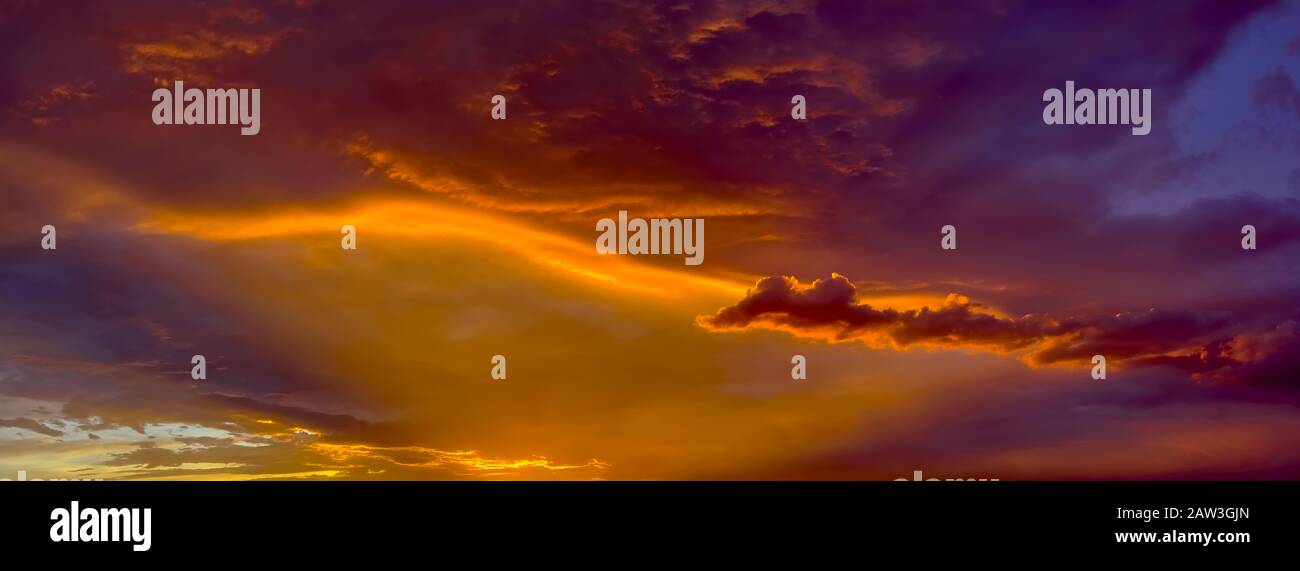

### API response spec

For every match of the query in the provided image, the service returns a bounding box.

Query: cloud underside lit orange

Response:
[697,274,1290,383]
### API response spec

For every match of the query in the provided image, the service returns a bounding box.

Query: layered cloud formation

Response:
[2,0,1299,479]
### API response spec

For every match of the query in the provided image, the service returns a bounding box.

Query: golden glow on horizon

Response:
[309,442,609,476]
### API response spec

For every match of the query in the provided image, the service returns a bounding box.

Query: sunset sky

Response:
[2,0,1300,480]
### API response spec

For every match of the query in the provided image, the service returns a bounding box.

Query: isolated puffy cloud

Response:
[699,273,1300,387]
[695,274,1073,353]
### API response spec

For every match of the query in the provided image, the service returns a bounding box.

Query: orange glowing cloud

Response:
[135,197,747,300]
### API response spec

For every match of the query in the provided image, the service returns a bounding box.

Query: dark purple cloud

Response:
[1253,66,1300,118]
[700,273,1300,388]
